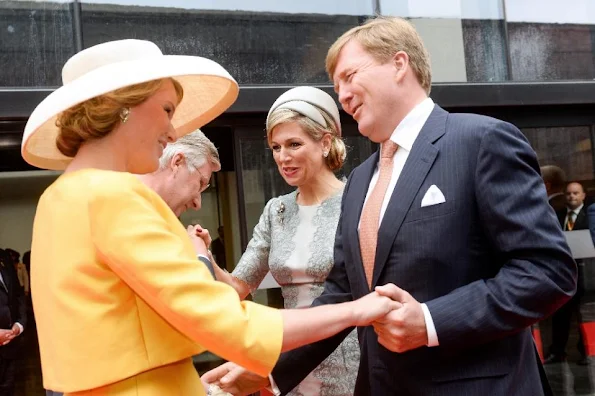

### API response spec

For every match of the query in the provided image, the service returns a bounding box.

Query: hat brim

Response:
[22,55,238,170]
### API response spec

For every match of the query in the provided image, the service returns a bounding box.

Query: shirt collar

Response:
[386,97,435,152]
[569,204,584,214]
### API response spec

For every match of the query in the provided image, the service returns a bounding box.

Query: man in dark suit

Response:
[0,249,26,395]
[204,16,576,396]
[557,182,588,231]
[545,181,588,364]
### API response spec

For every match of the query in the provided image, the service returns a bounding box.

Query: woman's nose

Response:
[166,124,177,143]
[278,148,291,162]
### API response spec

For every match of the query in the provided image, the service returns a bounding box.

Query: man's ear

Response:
[392,51,409,82]
[170,152,185,174]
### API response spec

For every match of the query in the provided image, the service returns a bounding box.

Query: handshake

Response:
[202,283,429,396]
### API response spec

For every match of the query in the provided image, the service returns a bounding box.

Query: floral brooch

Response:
[277,202,285,225]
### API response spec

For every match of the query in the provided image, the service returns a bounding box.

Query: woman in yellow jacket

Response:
[21,39,398,396]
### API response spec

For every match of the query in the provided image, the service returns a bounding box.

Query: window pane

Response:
[505,0,595,81]
[380,0,508,83]
[80,0,372,15]
[0,1,75,87]
[80,2,370,84]
[523,126,593,182]
[462,19,508,82]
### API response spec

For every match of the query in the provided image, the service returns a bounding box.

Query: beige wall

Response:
[411,18,468,83]
[0,170,60,257]
[0,197,38,255]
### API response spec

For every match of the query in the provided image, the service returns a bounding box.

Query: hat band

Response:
[269,100,327,130]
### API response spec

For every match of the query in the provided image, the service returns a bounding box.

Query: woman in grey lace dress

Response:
[213,86,360,396]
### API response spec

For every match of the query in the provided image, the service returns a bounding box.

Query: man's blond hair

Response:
[326,16,432,94]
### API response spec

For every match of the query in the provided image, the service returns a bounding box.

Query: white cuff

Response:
[267,375,281,396]
[14,322,23,335]
[421,303,439,347]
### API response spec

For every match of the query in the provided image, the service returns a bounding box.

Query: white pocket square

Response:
[421,185,446,207]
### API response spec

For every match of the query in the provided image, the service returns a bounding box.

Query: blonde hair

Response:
[266,108,346,171]
[56,78,184,157]
[326,16,432,94]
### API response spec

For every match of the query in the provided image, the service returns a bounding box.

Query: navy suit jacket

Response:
[271,106,576,395]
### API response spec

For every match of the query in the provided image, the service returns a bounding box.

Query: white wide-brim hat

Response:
[22,39,239,170]
[266,86,342,135]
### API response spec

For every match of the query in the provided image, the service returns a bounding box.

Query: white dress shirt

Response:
[360,97,439,347]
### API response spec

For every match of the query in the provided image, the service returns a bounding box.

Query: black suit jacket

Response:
[557,206,588,231]
[0,262,26,359]
[272,106,575,395]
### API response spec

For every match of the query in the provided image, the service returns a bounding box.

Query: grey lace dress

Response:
[232,188,359,396]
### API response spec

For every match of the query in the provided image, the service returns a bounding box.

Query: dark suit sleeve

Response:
[425,120,576,349]
[9,266,26,329]
[271,174,356,395]
[588,204,595,244]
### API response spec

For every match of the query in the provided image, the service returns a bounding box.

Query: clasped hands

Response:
[201,284,428,396]
[186,224,212,255]
[0,324,21,346]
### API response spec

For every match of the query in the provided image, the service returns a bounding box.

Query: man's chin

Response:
[357,124,378,141]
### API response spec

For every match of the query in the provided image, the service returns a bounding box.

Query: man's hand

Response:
[373,284,428,353]
[0,329,15,346]
[201,362,270,396]
[10,324,21,336]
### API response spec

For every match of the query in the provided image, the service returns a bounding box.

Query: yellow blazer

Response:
[31,169,282,394]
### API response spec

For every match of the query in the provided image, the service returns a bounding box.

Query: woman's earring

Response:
[120,108,130,123]
[323,151,329,158]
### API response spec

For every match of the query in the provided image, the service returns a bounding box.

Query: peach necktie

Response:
[566,211,575,231]
[359,140,399,289]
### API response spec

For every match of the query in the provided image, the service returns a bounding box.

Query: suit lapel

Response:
[0,266,9,294]
[348,152,379,287]
[574,206,589,229]
[372,106,448,287]
[576,207,588,229]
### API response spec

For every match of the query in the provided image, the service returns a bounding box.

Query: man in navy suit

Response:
[204,16,576,396]
[545,181,588,365]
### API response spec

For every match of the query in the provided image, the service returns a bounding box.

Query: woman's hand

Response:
[350,287,403,327]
